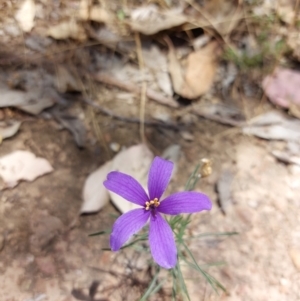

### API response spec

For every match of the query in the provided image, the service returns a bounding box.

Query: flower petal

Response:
[158,191,212,215]
[149,212,177,269]
[148,157,173,200]
[104,171,149,206]
[110,209,150,251]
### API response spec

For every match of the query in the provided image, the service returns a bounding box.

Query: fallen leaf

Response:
[81,161,112,214]
[15,0,35,32]
[243,111,300,141]
[272,150,300,166]
[180,131,194,141]
[287,29,300,61]
[168,42,220,99]
[276,0,295,24]
[78,0,89,20]
[0,150,53,189]
[79,0,113,23]
[130,5,187,35]
[143,45,173,96]
[89,6,114,23]
[192,102,245,126]
[263,68,300,118]
[47,20,86,41]
[110,144,154,213]
[0,84,56,115]
[161,144,181,177]
[200,0,242,35]
[0,121,21,141]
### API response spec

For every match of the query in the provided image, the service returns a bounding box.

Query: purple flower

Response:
[103,156,212,269]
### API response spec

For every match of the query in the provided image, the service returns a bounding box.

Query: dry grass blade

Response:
[92,73,178,108]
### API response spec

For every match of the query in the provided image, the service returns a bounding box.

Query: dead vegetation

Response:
[0,0,300,300]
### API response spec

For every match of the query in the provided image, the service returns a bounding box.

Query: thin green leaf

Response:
[89,230,110,237]
[181,242,226,293]
[176,261,191,301]
[171,269,177,301]
[188,231,239,239]
[139,267,161,301]
[120,237,148,250]
[185,163,200,191]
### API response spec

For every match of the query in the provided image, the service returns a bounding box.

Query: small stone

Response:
[29,210,64,253]
[280,278,290,287]
[0,234,4,251]
[36,256,57,276]
[289,249,300,271]
[180,131,194,141]
[180,113,197,124]
[4,24,21,37]
[151,110,171,122]
[109,142,120,152]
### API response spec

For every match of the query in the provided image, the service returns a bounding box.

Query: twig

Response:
[134,32,147,144]
[92,73,179,108]
[72,64,111,158]
[83,98,182,130]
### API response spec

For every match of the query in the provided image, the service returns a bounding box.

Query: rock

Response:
[109,142,120,152]
[0,233,4,251]
[29,210,64,253]
[36,256,57,276]
[289,249,300,271]
[216,168,235,213]
[180,131,194,141]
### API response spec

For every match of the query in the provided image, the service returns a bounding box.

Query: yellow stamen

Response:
[145,197,160,210]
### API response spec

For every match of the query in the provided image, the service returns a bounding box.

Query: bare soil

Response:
[0,99,299,301]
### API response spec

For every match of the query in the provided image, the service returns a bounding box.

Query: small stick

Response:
[92,73,179,108]
[83,98,182,130]
[134,31,147,144]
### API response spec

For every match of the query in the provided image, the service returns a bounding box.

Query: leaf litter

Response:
[15,0,36,33]
[168,41,220,99]
[0,150,53,189]
[2,0,300,299]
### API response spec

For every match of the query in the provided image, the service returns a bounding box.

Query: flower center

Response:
[145,198,160,210]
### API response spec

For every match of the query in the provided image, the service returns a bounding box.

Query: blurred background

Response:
[0,0,300,300]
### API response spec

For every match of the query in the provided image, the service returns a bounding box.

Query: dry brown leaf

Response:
[81,161,112,214]
[89,7,113,23]
[130,5,187,35]
[287,29,300,60]
[276,0,295,24]
[79,0,113,23]
[15,0,35,32]
[110,144,154,213]
[169,42,220,99]
[0,150,53,189]
[47,20,86,41]
[197,0,241,35]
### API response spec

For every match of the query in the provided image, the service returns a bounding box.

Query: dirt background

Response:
[1,0,300,301]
